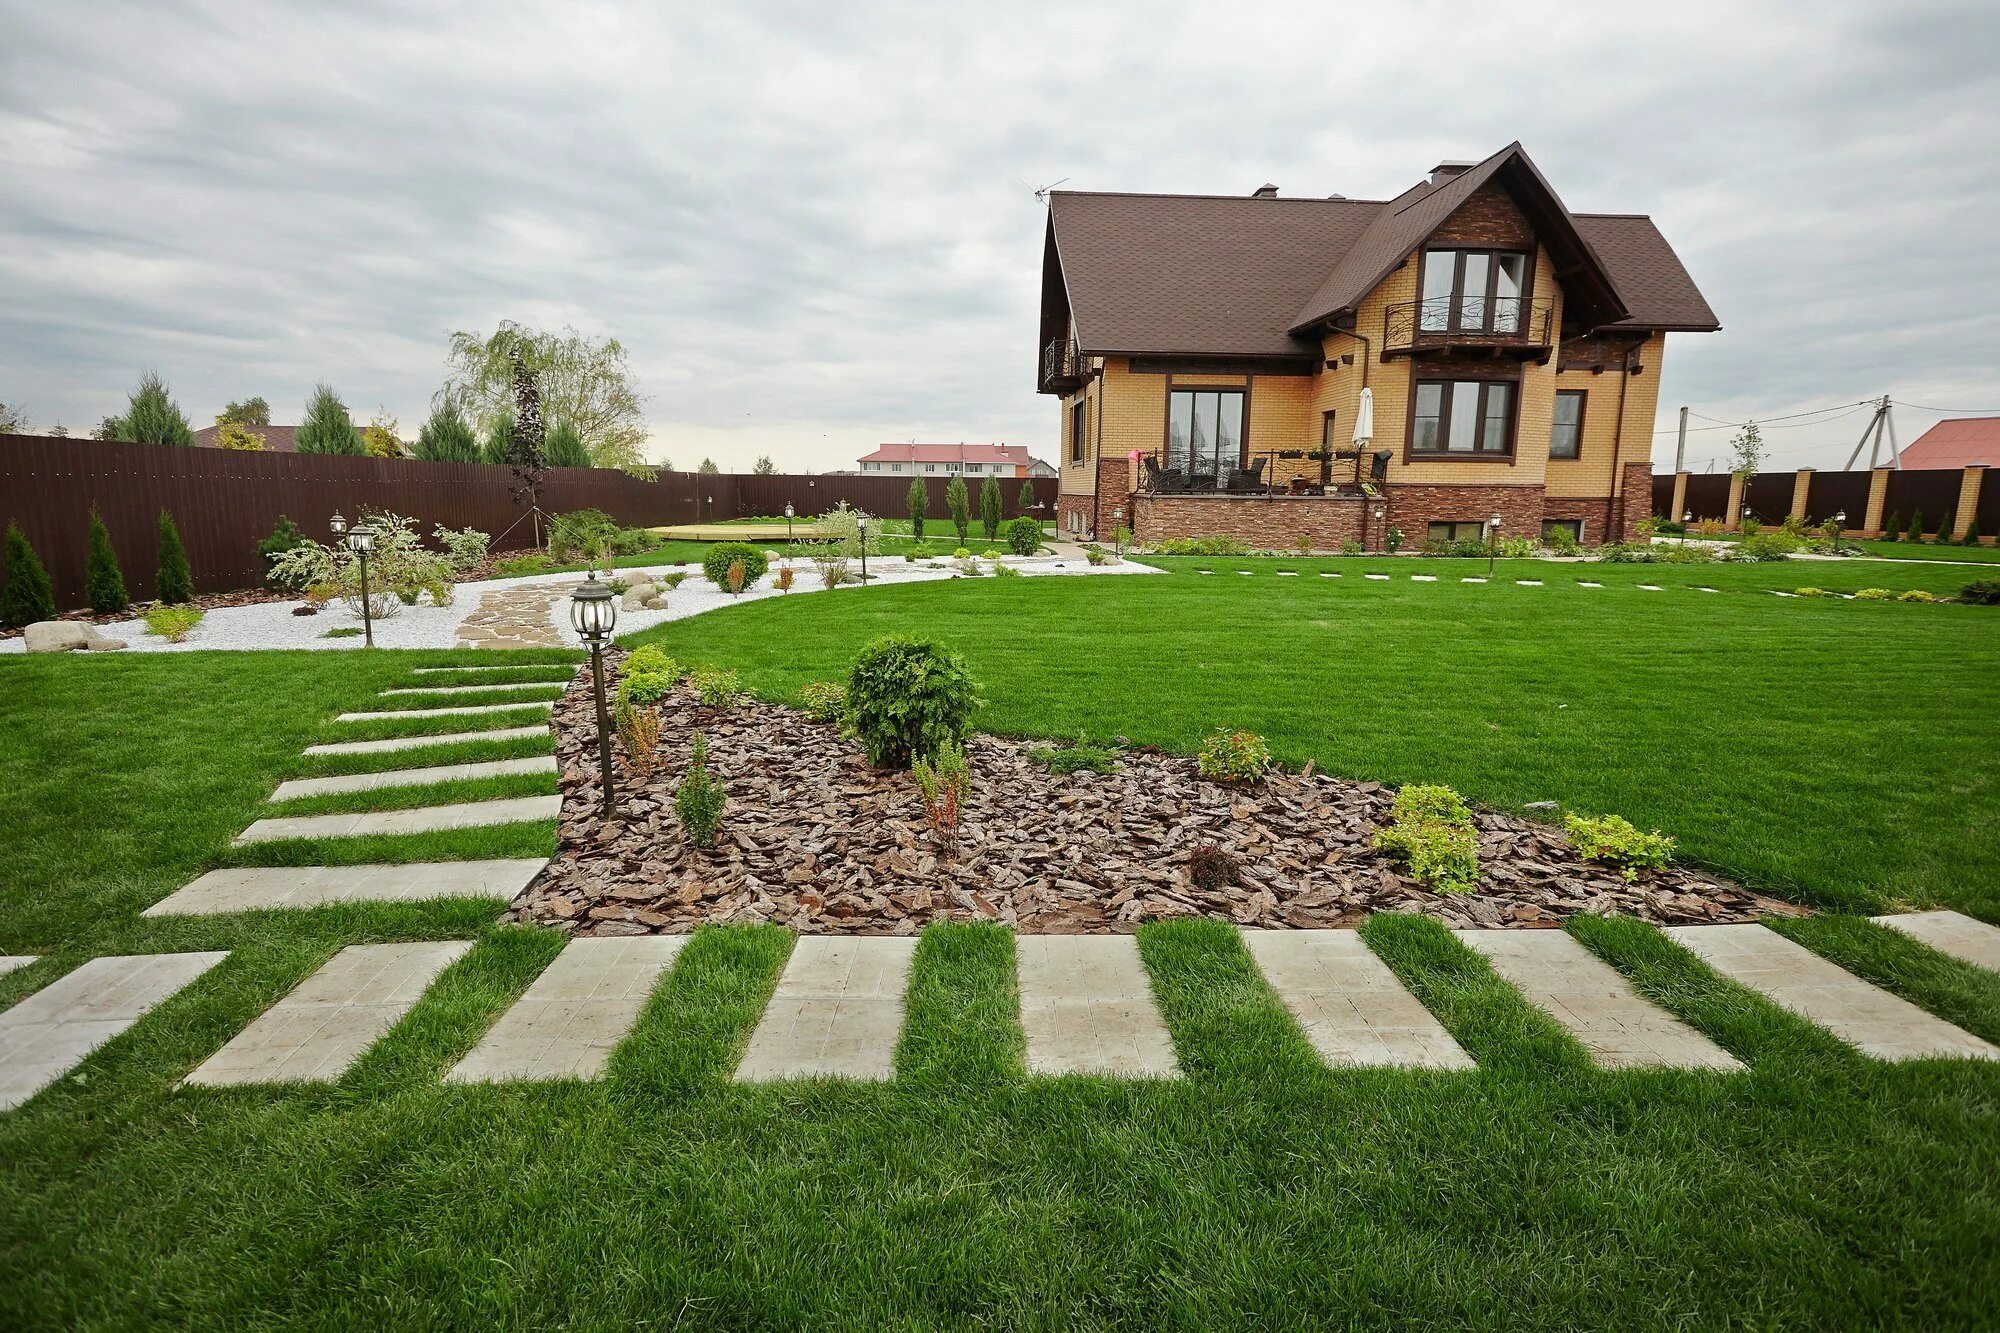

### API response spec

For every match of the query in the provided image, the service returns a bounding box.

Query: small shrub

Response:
[1,522,57,627]
[1196,728,1271,784]
[1085,545,1112,566]
[691,665,740,706]
[1028,735,1119,775]
[1374,783,1479,894]
[614,695,662,778]
[674,732,726,848]
[547,508,620,562]
[946,474,971,544]
[1906,509,1925,542]
[1853,587,1893,600]
[991,562,1021,579]
[1961,520,1982,546]
[908,476,928,541]
[156,510,194,605]
[1188,842,1237,892]
[143,604,203,642]
[256,515,309,586]
[1339,540,1363,556]
[1293,533,1313,556]
[1792,587,1831,598]
[913,740,971,856]
[1564,812,1675,882]
[495,553,555,578]
[433,525,491,573]
[702,542,768,590]
[1389,784,1472,826]
[1958,578,2000,606]
[846,635,980,768]
[798,680,848,722]
[1004,516,1042,556]
[1736,533,1796,563]
[774,564,796,593]
[659,571,689,591]
[1881,513,1903,542]
[1150,534,1252,557]
[1897,589,1938,603]
[1739,518,1762,537]
[1498,536,1537,559]
[1384,527,1405,554]
[724,559,747,595]
[953,547,972,560]
[815,551,850,589]
[321,626,362,639]
[1694,518,1726,537]
[618,645,680,705]
[84,510,129,614]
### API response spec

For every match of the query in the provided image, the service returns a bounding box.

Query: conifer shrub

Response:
[155,510,194,604]
[946,474,970,543]
[1004,516,1042,555]
[980,475,1003,540]
[84,509,128,614]
[908,477,927,540]
[1,522,56,627]
[674,732,726,848]
[1958,578,2000,606]
[846,635,979,768]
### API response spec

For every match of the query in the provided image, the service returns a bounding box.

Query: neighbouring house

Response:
[1899,417,2000,470]
[857,442,1052,479]
[1037,142,1719,548]
[191,423,298,451]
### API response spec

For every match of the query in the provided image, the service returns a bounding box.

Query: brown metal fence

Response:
[1882,469,1962,538]
[0,435,1056,606]
[1680,473,1732,520]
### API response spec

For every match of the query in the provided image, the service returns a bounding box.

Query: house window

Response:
[1418,249,1529,333]
[1321,411,1338,451]
[1070,399,1086,464]
[1427,521,1489,544]
[1165,389,1246,478]
[1411,380,1515,456]
[1542,518,1584,542]
[1550,390,1585,459]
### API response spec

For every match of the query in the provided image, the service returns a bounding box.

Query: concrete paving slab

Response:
[1458,929,1741,1070]
[0,952,229,1110]
[145,859,546,916]
[1241,929,1472,1070]
[1871,911,2000,972]
[0,957,37,978]
[378,683,567,697]
[736,936,918,1081]
[336,702,554,722]
[1669,924,1999,1062]
[184,941,471,1086]
[270,756,556,802]
[448,937,684,1083]
[302,725,548,757]
[409,665,575,675]
[232,796,560,846]
[1015,934,1179,1078]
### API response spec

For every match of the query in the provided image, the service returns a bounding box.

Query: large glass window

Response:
[1070,400,1086,463]
[1418,250,1530,334]
[1165,389,1246,478]
[1550,390,1585,459]
[1410,381,1515,456]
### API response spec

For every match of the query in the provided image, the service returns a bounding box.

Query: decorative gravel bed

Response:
[514,654,1803,935]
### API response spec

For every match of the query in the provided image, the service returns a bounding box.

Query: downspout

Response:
[1089,362,1105,540]
[1321,322,1375,527]
[1605,341,1635,541]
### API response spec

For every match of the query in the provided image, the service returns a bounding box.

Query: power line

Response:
[1891,400,2000,416]
[1655,399,1871,435]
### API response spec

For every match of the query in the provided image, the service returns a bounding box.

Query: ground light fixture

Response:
[1833,509,1847,534]
[569,577,618,821]
[328,511,377,648]
[1486,513,1502,576]
[1681,509,1694,547]
[856,515,870,582]
[784,502,795,544]
[1371,505,1386,551]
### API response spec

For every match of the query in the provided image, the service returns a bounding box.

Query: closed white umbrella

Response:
[1351,387,1375,446]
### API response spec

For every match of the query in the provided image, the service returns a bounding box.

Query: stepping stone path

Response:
[1365,573,1390,581]
[1241,929,1471,1069]
[185,942,471,1086]
[736,936,917,1081]
[1669,924,1999,1061]
[233,795,562,845]
[1459,929,1741,1070]
[410,665,574,675]
[449,937,684,1083]
[454,583,577,649]
[1517,579,1543,586]
[0,956,37,978]
[336,701,554,722]
[1411,574,1436,582]
[269,755,557,802]
[1015,935,1179,1077]
[304,725,549,757]
[146,859,547,916]
[0,952,228,1110]
[1872,911,2000,972]
[378,682,567,697]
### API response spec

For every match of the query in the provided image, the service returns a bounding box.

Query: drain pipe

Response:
[1322,324,1376,532]
[1605,341,1635,541]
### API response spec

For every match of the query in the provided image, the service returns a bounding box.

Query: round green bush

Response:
[1004,517,1042,556]
[1960,578,2000,606]
[845,635,979,768]
[701,542,768,589]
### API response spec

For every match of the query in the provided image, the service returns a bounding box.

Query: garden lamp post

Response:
[784,502,795,545]
[856,515,870,582]
[1833,509,1847,535]
[1682,510,1693,548]
[1486,513,1502,577]
[1371,505,1386,552]
[329,511,376,648]
[569,578,618,821]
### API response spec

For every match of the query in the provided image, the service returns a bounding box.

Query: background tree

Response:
[295,384,364,454]
[213,421,264,451]
[437,321,650,471]
[46,423,68,438]
[946,474,970,542]
[361,412,404,458]
[1,522,57,627]
[216,397,270,427]
[1017,480,1035,516]
[84,509,128,614]
[91,417,122,441]
[698,458,720,474]
[505,348,550,545]
[752,454,777,475]
[482,414,514,464]
[545,419,590,468]
[980,475,1002,540]
[908,476,927,540]
[0,400,28,433]
[119,371,194,446]
[1729,420,1765,477]
[413,401,480,462]
[155,510,194,604]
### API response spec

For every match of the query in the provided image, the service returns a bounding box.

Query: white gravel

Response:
[2,552,1161,655]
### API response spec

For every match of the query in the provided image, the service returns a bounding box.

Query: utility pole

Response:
[1674,406,1688,473]
[1843,396,1900,470]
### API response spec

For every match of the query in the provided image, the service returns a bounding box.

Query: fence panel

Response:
[1742,473,1794,523]
[1883,469,1962,538]
[1650,473,1675,518]
[1802,471,1872,526]
[1681,473,1731,521]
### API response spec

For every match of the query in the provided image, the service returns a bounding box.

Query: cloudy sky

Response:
[3,0,1996,474]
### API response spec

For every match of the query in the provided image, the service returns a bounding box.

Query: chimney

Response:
[1429,161,1474,185]
[1251,183,1279,199]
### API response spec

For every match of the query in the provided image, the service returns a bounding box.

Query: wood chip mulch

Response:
[512,653,1806,936]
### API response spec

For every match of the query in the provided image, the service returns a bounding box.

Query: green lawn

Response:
[3,579,1999,1327]
[1690,531,2000,564]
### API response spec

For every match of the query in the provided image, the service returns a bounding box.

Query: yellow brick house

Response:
[1036,143,1718,549]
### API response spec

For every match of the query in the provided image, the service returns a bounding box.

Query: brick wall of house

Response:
[1539,497,1613,544]
[1382,482,1544,544]
[1610,461,1654,541]
[1429,182,1535,248]
[1131,494,1370,550]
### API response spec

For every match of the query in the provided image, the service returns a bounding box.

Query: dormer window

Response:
[1417,249,1529,334]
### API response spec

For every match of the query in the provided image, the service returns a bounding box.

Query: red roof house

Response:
[1899,417,2000,470]
[857,443,1054,477]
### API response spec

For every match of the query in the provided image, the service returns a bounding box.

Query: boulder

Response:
[24,621,125,653]
[620,584,656,611]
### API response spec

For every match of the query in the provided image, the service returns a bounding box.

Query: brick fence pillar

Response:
[1725,473,1746,529]
[1954,466,1986,540]
[1790,468,1814,522]
[1863,467,1892,535]
[1670,471,1690,523]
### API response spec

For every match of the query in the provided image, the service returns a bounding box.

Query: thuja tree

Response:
[156,510,194,604]
[980,475,1002,540]
[545,418,590,468]
[907,477,927,540]
[413,400,481,462]
[482,414,514,464]
[1018,480,1035,518]
[295,384,364,454]
[1,522,56,627]
[85,509,128,613]
[946,474,970,543]
[119,371,193,446]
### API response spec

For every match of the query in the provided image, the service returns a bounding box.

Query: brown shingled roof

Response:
[191,423,298,451]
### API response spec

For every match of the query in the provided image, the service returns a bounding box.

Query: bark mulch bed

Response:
[513,657,1805,936]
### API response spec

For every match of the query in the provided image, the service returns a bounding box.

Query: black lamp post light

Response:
[328,511,377,647]
[856,515,870,582]
[1486,512,1502,577]
[784,502,795,545]
[570,577,619,821]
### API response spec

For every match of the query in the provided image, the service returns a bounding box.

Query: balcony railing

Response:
[1382,295,1555,360]
[1039,338,1088,393]
[1136,446,1390,497]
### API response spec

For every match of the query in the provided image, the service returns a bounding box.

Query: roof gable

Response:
[1900,418,2000,470]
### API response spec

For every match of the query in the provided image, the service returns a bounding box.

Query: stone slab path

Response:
[336,701,554,722]
[1241,929,1471,1070]
[379,682,567,697]
[270,756,557,802]
[449,937,683,1083]
[455,583,575,649]
[735,937,918,1082]
[1015,935,1179,1078]
[303,724,549,757]
[1669,924,2000,1061]
[233,795,561,845]
[185,942,471,1086]
[0,956,37,978]
[410,665,575,676]
[0,952,229,1110]
[1872,911,2000,972]
[1459,929,1741,1070]
[145,860,547,916]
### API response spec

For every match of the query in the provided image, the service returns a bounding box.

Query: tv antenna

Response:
[1032,176,1070,203]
